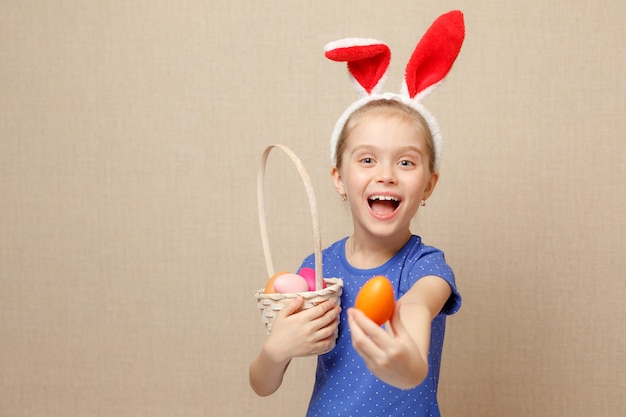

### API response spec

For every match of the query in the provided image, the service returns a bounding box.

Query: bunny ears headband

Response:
[325,10,465,171]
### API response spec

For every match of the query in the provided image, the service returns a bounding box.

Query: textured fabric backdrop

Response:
[1,1,624,416]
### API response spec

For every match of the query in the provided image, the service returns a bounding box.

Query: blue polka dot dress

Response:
[299,235,461,417]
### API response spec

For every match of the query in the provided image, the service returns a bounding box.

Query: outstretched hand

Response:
[347,302,428,389]
[265,296,341,362]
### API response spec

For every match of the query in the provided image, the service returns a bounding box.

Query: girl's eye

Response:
[360,157,374,164]
[399,160,414,167]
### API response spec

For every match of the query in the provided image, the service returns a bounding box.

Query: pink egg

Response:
[273,273,309,294]
[298,267,324,291]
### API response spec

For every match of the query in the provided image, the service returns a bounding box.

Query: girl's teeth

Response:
[370,196,398,201]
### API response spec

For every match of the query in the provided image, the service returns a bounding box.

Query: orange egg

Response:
[354,276,395,325]
[264,271,289,294]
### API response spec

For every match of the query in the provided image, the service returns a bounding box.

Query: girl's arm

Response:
[249,296,341,396]
[249,339,292,397]
[347,275,452,389]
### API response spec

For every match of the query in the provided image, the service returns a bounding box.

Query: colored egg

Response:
[273,273,309,294]
[298,267,324,291]
[264,271,289,294]
[355,276,395,325]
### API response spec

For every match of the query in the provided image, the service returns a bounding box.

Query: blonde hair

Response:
[334,98,436,173]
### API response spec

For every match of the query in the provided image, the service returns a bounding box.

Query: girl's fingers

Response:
[278,296,304,318]
[348,308,392,358]
[319,303,341,326]
[350,308,387,338]
[315,318,338,341]
[299,299,338,323]
[348,309,377,350]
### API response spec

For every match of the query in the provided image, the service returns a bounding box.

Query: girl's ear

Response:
[331,166,346,197]
[422,171,439,202]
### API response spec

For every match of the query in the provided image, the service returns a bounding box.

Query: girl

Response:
[251,11,465,416]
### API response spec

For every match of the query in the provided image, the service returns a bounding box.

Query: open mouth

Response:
[368,195,401,217]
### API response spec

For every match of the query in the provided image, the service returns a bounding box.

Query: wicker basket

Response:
[255,144,343,348]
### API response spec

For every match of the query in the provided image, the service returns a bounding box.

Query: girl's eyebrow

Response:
[351,145,424,155]
[399,145,424,155]
[350,145,378,154]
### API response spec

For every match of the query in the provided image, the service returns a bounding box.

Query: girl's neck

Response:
[345,231,411,270]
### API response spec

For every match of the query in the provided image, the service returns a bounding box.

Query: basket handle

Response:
[257,144,324,291]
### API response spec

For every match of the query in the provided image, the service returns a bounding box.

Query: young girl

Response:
[250,11,465,416]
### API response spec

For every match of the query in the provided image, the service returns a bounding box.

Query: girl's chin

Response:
[359,218,410,239]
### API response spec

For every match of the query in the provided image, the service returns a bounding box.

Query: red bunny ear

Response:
[405,10,465,99]
[325,39,391,95]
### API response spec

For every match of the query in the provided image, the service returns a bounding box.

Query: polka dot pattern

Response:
[299,235,461,417]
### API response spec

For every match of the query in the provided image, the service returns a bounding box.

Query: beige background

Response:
[1,1,625,416]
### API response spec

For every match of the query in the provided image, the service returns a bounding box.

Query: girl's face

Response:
[332,113,438,241]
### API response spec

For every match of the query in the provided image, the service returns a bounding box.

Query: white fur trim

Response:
[350,73,389,99]
[324,38,385,52]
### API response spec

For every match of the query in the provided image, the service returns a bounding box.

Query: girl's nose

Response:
[376,165,397,184]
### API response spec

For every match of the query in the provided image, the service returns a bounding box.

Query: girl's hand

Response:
[250,296,341,396]
[347,275,451,389]
[347,302,428,389]
[265,296,341,362]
